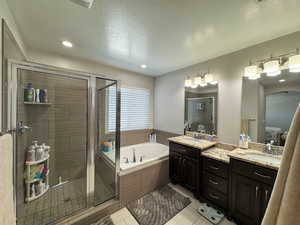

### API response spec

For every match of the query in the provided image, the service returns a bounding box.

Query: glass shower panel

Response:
[15,69,88,225]
[94,78,117,205]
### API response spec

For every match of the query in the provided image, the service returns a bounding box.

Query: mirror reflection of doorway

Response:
[265,91,300,146]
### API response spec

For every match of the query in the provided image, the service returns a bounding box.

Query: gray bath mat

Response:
[90,215,114,225]
[197,203,224,224]
[127,185,191,225]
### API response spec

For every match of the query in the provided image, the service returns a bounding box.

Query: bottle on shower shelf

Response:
[35,89,40,103]
[24,83,35,102]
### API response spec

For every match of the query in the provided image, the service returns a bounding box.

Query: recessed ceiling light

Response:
[140,64,147,69]
[279,79,286,83]
[62,41,73,48]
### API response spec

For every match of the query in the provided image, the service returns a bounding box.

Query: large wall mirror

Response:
[185,85,218,135]
[241,69,300,146]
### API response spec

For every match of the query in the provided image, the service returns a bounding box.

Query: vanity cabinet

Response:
[230,159,277,225]
[202,157,229,210]
[169,142,200,197]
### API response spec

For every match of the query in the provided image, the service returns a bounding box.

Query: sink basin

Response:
[245,153,281,165]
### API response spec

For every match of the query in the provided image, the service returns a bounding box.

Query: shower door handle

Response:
[17,121,32,134]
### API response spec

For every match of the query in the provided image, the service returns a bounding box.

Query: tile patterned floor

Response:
[106,184,237,225]
[17,179,87,225]
[17,175,115,225]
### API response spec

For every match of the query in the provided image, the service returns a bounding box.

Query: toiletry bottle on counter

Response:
[24,83,35,102]
[239,134,249,149]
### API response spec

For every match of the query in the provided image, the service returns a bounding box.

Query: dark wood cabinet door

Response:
[169,152,182,184]
[182,156,198,192]
[231,173,261,225]
[259,184,273,222]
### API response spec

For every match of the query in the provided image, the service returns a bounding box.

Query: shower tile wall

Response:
[16,69,88,220]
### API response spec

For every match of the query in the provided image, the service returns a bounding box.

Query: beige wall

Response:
[155,30,300,145]
[0,0,27,131]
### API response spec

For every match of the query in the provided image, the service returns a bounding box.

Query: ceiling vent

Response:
[70,0,95,8]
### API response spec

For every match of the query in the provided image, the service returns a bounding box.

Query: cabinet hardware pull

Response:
[255,186,259,199]
[209,179,219,185]
[254,171,271,179]
[209,193,219,200]
[265,190,269,203]
[209,165,219,170]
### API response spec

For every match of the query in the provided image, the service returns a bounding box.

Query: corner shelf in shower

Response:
[24,102,52,106]
[25,170,50,184]
[25,154,50,165]
[25,154,50,202]
[25,185,49,202]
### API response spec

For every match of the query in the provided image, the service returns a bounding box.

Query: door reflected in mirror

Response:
[241,69,300,146]
[185,85,218,135]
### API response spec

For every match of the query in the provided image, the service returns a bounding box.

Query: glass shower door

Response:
[13,67,88,225]
[94,79,119,205]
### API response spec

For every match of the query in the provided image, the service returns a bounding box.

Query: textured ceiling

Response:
[7,0,300,76]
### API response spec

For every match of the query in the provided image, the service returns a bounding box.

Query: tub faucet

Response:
[133,148,136,163]
[123,157,129,164]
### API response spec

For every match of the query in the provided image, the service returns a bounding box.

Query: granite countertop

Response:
[201,147,231,163]
[168,135,217,150]
[228,148,282,170]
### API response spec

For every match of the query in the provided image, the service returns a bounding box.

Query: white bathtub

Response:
[100,142,169,171]
[121,142,169,170]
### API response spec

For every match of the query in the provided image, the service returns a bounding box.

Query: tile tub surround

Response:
[119,158,169,206]
[153,129,181,145]
[168,135,217,150]
[228,148,282,170]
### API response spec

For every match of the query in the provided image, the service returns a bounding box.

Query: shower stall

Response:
[4,60,120,225]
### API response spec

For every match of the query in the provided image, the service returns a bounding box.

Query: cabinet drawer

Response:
[203,187,227,209]
[231,159,277,185]
[203,172,228,194]
[169,142,199,158]
[203,157,229,178]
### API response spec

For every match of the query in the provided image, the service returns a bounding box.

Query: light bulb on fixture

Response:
[185,77,192,87]
[199,79,207,87]
[248,73,261,80]
[289,54,300,73]
[244,65,259,78]
[194,76,202,86]
[264,60,281,77]
[204,74,214,83]
[210,80,218,85]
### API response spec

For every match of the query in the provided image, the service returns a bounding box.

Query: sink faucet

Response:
[264,140,282,155]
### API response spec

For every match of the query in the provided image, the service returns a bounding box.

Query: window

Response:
[107,87,152,132]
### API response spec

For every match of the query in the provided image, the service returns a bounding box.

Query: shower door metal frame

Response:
[6,60,121,219]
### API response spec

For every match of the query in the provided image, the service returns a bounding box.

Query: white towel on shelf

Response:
[0,134,16,225]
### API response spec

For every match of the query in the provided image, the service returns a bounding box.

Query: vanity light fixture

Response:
[264,60,281,77]
[248,73,261,80]
[194,76,203,86]
[289,54,300,73]
[210,80,218,85]
[204,74,214,83]
[185,77,192,87]
[199,78,208,87]
[62,41,73,48]
[140,64,147,69]
[244,65,259,78]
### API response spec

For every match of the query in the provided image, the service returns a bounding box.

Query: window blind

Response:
[107,87,152,132]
